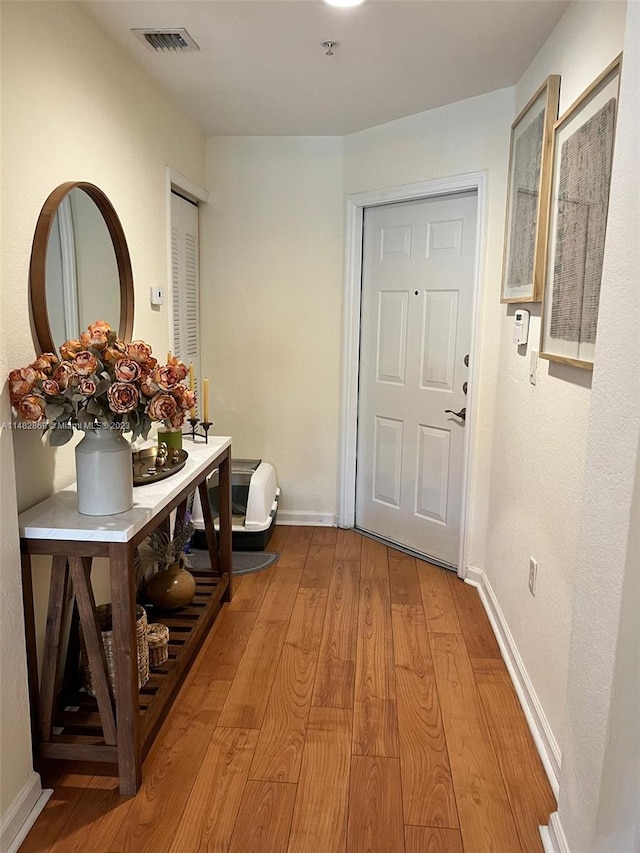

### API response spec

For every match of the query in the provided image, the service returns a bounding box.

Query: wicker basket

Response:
[147,623,169,668]
[81,603,149,696]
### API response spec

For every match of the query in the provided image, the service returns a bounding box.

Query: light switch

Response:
[150,286,164,306]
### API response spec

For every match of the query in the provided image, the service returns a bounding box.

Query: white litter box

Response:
[191,459,280,550]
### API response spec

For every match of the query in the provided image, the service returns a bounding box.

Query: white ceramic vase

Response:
[75,428,133,516]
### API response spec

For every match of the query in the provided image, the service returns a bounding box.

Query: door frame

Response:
[338,171,487,578]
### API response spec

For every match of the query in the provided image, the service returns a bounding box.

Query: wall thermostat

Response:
[513,309,530,345]
[150,286,164,306]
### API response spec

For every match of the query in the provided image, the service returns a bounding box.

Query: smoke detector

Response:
[132,28,200,52]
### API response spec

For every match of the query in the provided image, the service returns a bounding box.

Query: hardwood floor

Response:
[21,527,555,853]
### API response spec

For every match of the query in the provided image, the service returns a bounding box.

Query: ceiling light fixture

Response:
[323,0,368,8]
[322,40,339,56]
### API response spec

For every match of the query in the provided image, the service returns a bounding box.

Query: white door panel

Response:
[356,192,477,567]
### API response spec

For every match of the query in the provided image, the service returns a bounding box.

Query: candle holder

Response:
[184,417,213,444]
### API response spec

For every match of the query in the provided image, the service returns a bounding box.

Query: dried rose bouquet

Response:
[8,321,196,445]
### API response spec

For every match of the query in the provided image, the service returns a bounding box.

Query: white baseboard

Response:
[0,772,52,853]
[540,812,571,853]
[276,511,337,527]
[465,566,561,797]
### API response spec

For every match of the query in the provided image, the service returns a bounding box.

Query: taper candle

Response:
[203,378,210,422]
[167,350,172,363]
[188,363,196,419]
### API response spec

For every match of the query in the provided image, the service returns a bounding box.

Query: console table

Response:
[19,436,232,796]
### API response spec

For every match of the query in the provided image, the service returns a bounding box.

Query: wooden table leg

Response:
[38,556,70,743]
[109,542,141,796]
[68,557,116,746]
[218,450,233,601]
[20,551,40,751]
[198,478,220,575]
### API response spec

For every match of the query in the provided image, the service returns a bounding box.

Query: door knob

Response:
[445,407,466,422]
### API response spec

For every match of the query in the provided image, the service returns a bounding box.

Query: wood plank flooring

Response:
[22,527,555,853]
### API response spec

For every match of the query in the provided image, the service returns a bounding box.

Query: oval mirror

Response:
[30,182,134,354]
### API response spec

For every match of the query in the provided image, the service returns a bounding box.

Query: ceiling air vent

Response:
[132,28,200,53]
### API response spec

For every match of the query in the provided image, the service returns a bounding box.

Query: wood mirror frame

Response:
[30,181,134,354]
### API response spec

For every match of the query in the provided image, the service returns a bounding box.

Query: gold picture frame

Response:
[501,75,560,303]
[540,55,622,369]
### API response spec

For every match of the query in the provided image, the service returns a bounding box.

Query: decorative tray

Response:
[132,447,188,487]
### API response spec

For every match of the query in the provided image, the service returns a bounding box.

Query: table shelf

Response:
[19,438,232,795]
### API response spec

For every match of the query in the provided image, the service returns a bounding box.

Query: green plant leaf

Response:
[45,403,65,420]
[49,426,74,446]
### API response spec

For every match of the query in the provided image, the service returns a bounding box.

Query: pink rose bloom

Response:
[165,356,188,381]
[107,382,140,414]
[59,339,83,361]
[140,375,159,398]
[53,361,76,390]
[9,367,38,405]
[18,394,47,422]
[169,409,186,429]
[147,393,178,422]
[126,341,153,364]
[153,365,184,391]
[180,388,196,412]
[41,379,61,396]
[77,377,97,396]
[114,359,141,383]
[72,351,99,376]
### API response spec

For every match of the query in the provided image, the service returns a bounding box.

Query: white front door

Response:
[356,191,477,567]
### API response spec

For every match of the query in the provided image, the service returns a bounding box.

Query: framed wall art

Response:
[501,74,560,303]
[541,55,622,369]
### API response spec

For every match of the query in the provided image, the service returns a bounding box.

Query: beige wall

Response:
[0,0,205,822]
[201,136,344,521]
[554,2,639,846]
[483,0,627,752]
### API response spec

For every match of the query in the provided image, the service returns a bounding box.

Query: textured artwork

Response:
[501,76,560,303]
[507,111,545,289]
[550,99,616,343]
[541,56,621,368]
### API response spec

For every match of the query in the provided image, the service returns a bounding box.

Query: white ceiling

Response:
[79,0,569,136]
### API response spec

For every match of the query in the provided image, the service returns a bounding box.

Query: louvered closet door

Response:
[170,192,200,376]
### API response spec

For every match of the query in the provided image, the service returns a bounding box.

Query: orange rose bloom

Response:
[81,328,109,351]
[17,394,47,422]
[30,353,59,376]
[114,359,141,383]
[153,364,185,391]
[59,339,83,361]
[103,343,127,363]
[41,379,61,396]
[88,320,112,335]
[53,362,76,390]
[127,341,153,364]
[77,377,97,396]
[107,382,140,413]
[147,393,178,421]
[9,367,38,405]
